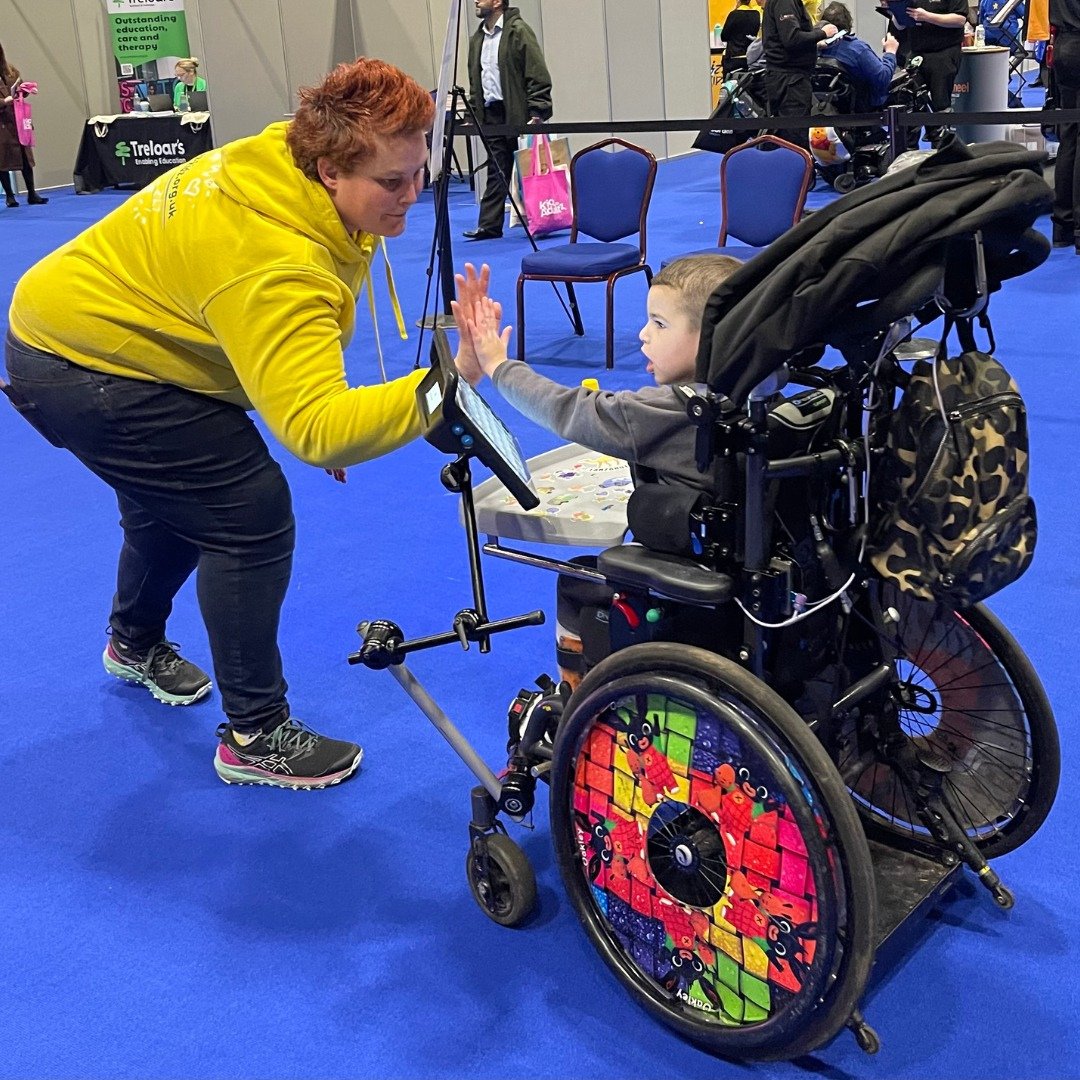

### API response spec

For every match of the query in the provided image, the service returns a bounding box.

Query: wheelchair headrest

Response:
[695,138,1052,405]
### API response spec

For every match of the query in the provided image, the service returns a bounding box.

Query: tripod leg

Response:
[566,283,585,336]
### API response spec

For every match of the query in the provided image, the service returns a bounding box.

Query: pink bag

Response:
[12,81,37,148]
[521,134,573,237]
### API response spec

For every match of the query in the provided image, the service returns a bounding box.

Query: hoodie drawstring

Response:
[362,238,408,384]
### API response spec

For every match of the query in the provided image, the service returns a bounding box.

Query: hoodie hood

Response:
[215,121,377,269]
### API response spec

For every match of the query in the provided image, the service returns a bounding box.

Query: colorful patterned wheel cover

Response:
[570,689,830,1026]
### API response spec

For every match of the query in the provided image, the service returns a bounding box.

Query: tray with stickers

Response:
[464,442,632,547]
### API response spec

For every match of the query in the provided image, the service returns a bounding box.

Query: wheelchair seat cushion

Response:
[598,544,733,607]
[521,243,643,277]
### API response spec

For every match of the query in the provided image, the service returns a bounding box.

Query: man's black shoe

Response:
[463,228,503,240]
[1053,224,1074,248]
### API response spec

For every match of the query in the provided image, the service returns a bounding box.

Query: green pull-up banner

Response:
[108,0,191,111]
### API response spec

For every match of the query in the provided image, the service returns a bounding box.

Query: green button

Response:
[645,607,662,624]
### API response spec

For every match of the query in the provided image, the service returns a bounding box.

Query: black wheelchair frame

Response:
[351,248,1058,1061]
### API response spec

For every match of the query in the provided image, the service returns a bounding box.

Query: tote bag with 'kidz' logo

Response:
[521,134,573,237]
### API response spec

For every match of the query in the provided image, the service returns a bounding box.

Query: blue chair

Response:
[517,138,657,370]
[663,134,813,266]
[719,134,813,248]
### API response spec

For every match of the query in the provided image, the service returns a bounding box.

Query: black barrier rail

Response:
[460,106,1079,138]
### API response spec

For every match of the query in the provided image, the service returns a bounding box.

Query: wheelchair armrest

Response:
[597,544,734,608]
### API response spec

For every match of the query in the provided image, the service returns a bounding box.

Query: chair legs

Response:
[516,274,526,363]
[517,265,652,369]
[605,278,617,369]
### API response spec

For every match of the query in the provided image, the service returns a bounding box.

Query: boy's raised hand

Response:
[466,296,513,378]
[451,262,501,386]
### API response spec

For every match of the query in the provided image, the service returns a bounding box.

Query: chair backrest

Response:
[719,134,814,248]
[570,138,657,249]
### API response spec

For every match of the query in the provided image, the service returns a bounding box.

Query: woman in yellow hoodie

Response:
[3,57,483,789]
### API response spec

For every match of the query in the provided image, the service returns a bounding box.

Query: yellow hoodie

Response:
[9,122,425,469]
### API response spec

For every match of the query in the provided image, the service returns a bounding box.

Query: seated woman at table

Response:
[172,57,207,111]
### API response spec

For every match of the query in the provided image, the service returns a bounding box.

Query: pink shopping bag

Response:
[521,134,573,237]
[12,81,37,148]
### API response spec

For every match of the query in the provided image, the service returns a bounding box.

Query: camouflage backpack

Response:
[869,345,1037,608]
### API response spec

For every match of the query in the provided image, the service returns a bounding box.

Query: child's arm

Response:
[460,297,668,466]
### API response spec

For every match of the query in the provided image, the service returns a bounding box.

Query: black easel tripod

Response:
[415,0,577,352]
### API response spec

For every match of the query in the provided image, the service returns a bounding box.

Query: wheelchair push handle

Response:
[350,609,546,669]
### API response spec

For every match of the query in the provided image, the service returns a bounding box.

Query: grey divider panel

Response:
[660,0,713,159]
[605,0,666,161]
[278,0,361,114]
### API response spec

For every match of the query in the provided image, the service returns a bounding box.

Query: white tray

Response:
[463,442,632,547]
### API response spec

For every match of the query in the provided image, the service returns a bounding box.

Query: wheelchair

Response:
[810,56,933,193]
[351,174,1058,1061]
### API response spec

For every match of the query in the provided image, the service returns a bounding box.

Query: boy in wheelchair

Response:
[419,145,1056,1056]
[454,253,745,693]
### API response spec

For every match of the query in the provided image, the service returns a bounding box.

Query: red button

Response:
[611,595,641,629]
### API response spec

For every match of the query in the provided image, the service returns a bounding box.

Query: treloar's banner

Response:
[108,0,192,113]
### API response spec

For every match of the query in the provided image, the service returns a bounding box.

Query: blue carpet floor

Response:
[0,145,1077,1080]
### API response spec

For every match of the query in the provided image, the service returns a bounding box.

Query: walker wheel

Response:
[465,832,537,927]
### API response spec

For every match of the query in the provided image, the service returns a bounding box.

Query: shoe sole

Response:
[102,648,213,707]
[213,747,363,790]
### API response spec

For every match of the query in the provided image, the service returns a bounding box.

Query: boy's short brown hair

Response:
[650,254,742,330]
[286,57,436,180]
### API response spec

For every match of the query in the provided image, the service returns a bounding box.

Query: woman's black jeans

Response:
[4,333,294,732]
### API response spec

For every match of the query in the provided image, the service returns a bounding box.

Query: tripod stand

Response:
[415,0,576,354]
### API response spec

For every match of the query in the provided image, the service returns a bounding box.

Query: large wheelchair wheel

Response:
[550,643,876,1061]
[838,584,1059,859]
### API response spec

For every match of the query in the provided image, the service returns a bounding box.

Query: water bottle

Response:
[179,91,191,112]
[974,23,986,47]
[136,98,149,113]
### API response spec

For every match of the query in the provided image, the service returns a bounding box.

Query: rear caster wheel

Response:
[848,1012,881,1055]
[833,172,857,193]
[466,832,537,927]
[992,883,1016,910]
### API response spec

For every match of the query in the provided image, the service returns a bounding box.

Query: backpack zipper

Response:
[947,391,1023,424]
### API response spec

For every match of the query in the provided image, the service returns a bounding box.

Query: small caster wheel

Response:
[847,1011,881,1055]
[833,172,857,194]
[465,832,537,927]
[992,883,1016,909]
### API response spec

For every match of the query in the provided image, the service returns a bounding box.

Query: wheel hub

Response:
[895,681,938,714]
[647,803,728,908]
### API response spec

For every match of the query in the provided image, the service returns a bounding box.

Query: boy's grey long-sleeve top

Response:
[491,360,709,491]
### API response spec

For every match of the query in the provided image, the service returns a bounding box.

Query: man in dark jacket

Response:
[763,0,838,149]
[465,1,553,240]
[818,2,900,109]
[1050,0,1080,251]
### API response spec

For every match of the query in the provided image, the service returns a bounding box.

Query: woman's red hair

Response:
[286,57,435,179]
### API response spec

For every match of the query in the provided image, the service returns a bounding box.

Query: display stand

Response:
[953,46,1010,143]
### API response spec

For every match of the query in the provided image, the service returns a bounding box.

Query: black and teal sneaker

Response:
[103,638,212,706]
